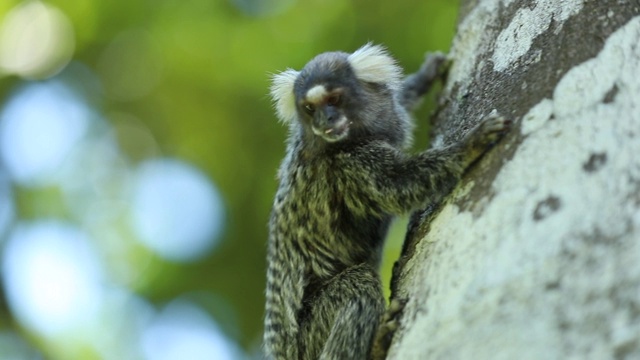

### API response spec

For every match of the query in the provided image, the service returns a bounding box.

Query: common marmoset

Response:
[263,43,509,359]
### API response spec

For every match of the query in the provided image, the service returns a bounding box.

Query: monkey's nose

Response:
[322,106,340,124]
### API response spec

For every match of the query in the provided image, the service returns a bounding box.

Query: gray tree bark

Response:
[386,1,640,359]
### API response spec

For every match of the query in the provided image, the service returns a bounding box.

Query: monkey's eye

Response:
[327,94,341,106]
[304,104,315,115]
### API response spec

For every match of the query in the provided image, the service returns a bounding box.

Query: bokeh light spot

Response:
[0,1,74,79]
[141,300,243,360]
[2,221,104,336]
[131,159,224,262]
[0,81,90,186]
[89,288,155,359]
[97,29,163,101]
[0,172,14,236]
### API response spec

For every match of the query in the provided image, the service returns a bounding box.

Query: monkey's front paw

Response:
[472,110,512,146]
[460,110,512,166]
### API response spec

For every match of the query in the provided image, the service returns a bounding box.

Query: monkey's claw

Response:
[383,298,406,325]
[371,298,407,360]
[476,110,512,144]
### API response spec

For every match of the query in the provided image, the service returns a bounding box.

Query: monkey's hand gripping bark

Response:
[368,112,511,360]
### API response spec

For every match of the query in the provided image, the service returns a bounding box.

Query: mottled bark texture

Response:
[387,1,640,359]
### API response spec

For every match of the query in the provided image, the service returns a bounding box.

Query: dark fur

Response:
[264,47,508,360]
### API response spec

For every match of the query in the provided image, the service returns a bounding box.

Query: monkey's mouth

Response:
[312,117,351,142]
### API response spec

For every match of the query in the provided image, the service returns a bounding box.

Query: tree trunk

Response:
[387,1,640,358]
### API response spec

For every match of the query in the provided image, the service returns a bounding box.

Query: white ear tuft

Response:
[270,69,299,123]
[347,43,403,89]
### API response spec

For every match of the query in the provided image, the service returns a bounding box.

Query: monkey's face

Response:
[270,44,403,144]
[298,84,351,143]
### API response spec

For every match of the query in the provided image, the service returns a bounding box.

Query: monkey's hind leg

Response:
[300,264,386,360]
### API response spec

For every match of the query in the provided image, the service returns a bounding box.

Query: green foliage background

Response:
[0,0,458,357]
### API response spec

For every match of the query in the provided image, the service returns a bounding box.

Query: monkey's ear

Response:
[347,43,402,90]
[270,69,299,123]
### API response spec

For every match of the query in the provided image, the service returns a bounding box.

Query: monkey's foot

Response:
[370,298,407,360]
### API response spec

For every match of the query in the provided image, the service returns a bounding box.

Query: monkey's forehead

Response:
[303,51,349,70]
[295,52,354,94]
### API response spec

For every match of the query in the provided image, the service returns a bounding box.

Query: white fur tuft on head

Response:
[347,43,403,90]
[270,69,299,123]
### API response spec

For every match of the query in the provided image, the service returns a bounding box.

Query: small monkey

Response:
[264,44,509,359]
